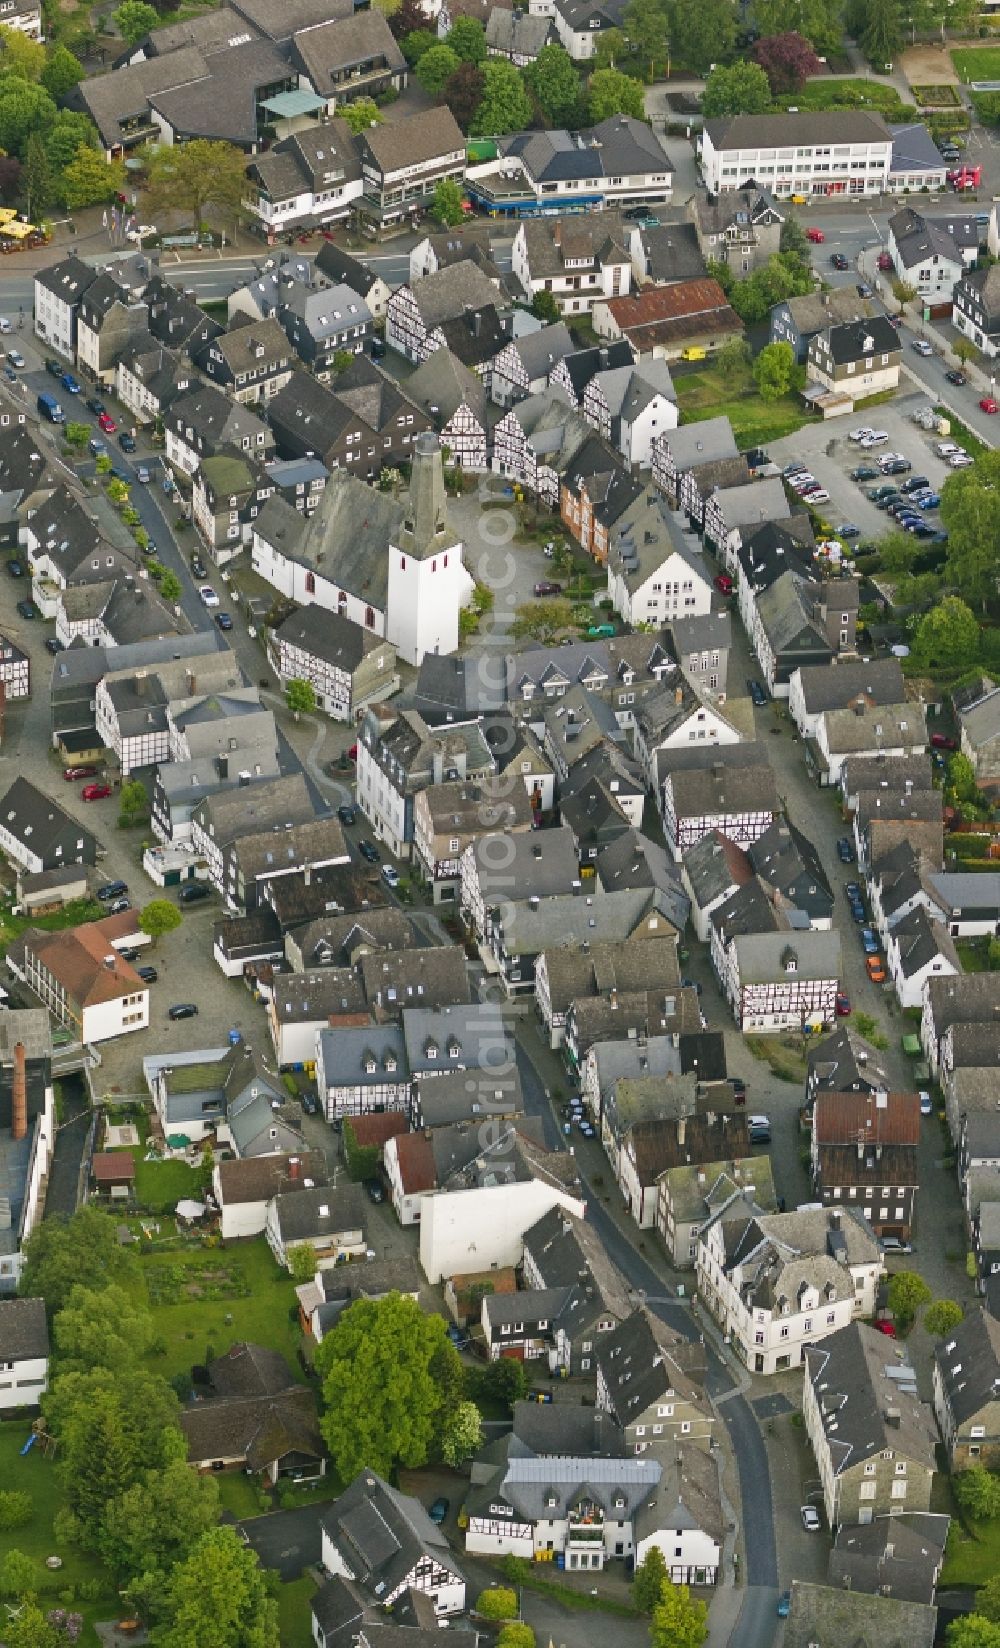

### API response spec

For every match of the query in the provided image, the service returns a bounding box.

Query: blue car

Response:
[861,927,878,954]
[777,1592,791,1619]
[60,371,81,394]
[851,904,867,924]
[917,492,940,509]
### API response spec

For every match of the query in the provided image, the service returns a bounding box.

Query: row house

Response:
[660,747,779,861]
[189,772,316,895]
[657,1153,777,1269]
[244,120,364,239]
[355,105,465,231]
[582,359,678,469]
[412,778,535,906]
[492,386,592,508]
[651,417,738,511]
[490,322,574,409]
[407,347,489,472]
[267,607,398,723]
[549,338,634,410]
[193,317,295,405]
[715,928,841,1035]
[321,1471,465,1615]
[191,450,274,564]
[706,477,790,572]
[696,1200,882,1377]
[811,1089,920,1239]
[164,385,272,479]
[788,655,905,742]
[606,493,714,631]
[76,271,150,386]
[511,215,633,319]
[698,110,894,199]
[357,707,495,863]
[807,316,902,407]
[468,117,672,215]
[267,358,432,478]
[884,903,960,1011]
[933,1308,1000,1471]
[385,260,502,365]
[751,571,859,702]
[921,974,1000,1078]
[595,1307,714,1453]
[116,340,193,426]
[559,443,639,565]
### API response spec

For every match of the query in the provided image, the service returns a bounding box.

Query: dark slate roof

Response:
[934,1307,1000,1427]
[271,605,386,672]
[0,1297,48,1362]
[314,240,382,300]
[804,1322,937,1475]
[0,777,97,861]
[815,314,900,365]
[634,221,706,284]
[594,1306,708,1426]
[510,1399,624,1456]
[828,1516,949,1607]
[320,1470,465,1596]
[271,1181,367,1245]
[783,1581,936,1648]
[704,110,891,150]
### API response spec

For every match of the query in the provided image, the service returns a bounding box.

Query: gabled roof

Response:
[407,346,486,429]
[321,1470,465,1596]
[783,1580,937,1648]
[0,1297,48,1363]
[359,106,464,176]
[704,110,891,150]
[291,8,404,86]
[602,278,742,349]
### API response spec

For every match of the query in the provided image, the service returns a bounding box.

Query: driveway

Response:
[237,1501,334,1580]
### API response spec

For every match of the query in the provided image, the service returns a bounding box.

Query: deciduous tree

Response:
[476,1588,518,1620]
[0,81,55,158]
[587,66,645,121]
[43,109,98,184]
[146,138,245,232]
[156,1527,279,1648]
[666,0,734,74]
[940,452,1000,613]
[288,1242,318,1284]
[911,596,980,672]
[63,143,126,208]
[593,26,625,67]
[0,1550,38,1600]
[139,898,183,939]
[886,1269,932,1332]
[159,570,182,602]
[443,62,484,131]
[46,1367,182,1545]
[315,1293,462,1480]
[751,30,820,94]
[948,1618,1000,1648]
[470,59,532,135]
[112,0,159,46]
[415,43,460,96]
[753,340,796,402]
[924,1300,964,1336]
[861,0,901,65]
[512,597,575,642]
[118,777,148,822]
[622,0,667,78]
[339,96,384,134]
[0,153,21,202]
[524,42,582,127]
[99,1458,219,1588]
[701,61,771,119]
[0,1491,33,1531]
[41,42,84,101]
[432,176,465,226]
[0,24,46,78]
[634,1546,668,1613]
[650,1580,708,1648]
[754,0,840,50]
[2,1600,61,1648]
[285,677,317,719]
[497,1628,535,1648]
[531,289,561,324]
[53,1283,152,1372]
[446,16,487,61]
[954,1465,1000,1522]
[441,1399,483,1466]
[975,1573,1000,1625]
[21,1206,140,1314]
[401,27,437,63]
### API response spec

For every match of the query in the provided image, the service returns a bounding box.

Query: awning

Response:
[175,1199,206,1220]
[166,1133,191,1149]
[261,90,326,117]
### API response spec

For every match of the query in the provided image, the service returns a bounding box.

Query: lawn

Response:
[941,1515,1000,1586]
[0,1420,118,1637]
[775,78,912,113]
[745,1035,809,1083]
[674,365,809,448]
[278,1577,318,1647]
[136,1238,304,1380]
[0,898,106,957]
[133,1154,205,1212]
[952,46,1000,80]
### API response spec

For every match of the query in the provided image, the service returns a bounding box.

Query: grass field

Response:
[278,1577,318,1647]
[775,78,911,113]
[941,1516,1000,1586]
[0,1421,118,1637]
[745,1036,809,1083]
[952,46,1000,80]
[133,1154,205,1211]
[675,365,809,447]
[137,1238,304,1379]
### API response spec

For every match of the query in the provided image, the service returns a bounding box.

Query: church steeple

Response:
[398,432,458,558]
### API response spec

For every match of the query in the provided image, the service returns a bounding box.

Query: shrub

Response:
[0,1492,33,1532]
[476,1587,518,1621]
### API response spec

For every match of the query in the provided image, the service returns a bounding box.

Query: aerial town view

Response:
[7,0,1000,1643]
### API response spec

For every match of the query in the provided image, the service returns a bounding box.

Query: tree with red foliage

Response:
[389,0,425,40]
[443,61,485,132]
[751,31,821,94]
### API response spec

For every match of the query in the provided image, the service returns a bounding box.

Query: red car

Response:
[835,993,852,1017]
[875,1320,897,1337]
[714,572,733,595]
[981,398,999,415]
[347,743,358,762]
[931,732,958,750]
[81,782,111,801]
[877,251,893,271]
[98,411,118,433]
[64,765,98,781]
[806,227,825,244]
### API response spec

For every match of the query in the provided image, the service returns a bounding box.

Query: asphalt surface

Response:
[236,1500,334,1580]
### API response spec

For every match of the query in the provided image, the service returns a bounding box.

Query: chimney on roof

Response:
[289,1155,300,1179]
[677,1115,686,1147]
[553,220,561,247]
[186,671,196,696]
[11,1041,26,1144]
[884,1407,901,1428]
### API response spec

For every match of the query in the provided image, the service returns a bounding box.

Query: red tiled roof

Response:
[91,1149,135,1182]
[28,914,145,1007]
[603,278,743,347]
[346,1111,408,1149]
[393,1131,436,1194]
[813,1090,920,1147]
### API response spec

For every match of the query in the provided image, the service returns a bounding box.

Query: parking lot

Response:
[767,391,963,546]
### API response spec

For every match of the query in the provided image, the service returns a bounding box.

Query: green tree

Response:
[531,289,561,324]
[754,0,840,49]
[41,42,84,101]
[43,110,99,185]
[441,1399,483,1466]
[512,597,575,642]
[779,214,808,258]
[666,0,734,73]
[113,0,159,45]
[99,1458,219,1588]
[342,1119,379,1181]
[753,340,795,402]
[0,1490,33,1531]
[947,751,979,807]
[701,60,772,118]
[955,1465,1000,1521]
[955,338,978,367]
[401,27,438,63]
[891,277,917,308]
[948,1618,1000,1648]
[0,81,55,158]
[0,24,46,78]
[146,138,246,231]
[53,1283,152,1372]
[118,777,148,822]
[138,898,183,940]
[476,1587,518,1621]
[64,421,89,447]
[587,66,645,121]
[432,176,465,227]
[0,1549,37,1599]
[288,1242,318,1284]
[650,1580,709,1648]
[886,1270,932,1332]
[107,478,130,505]
[523,42,582,126]
[156,1526,279,1648]
[63,143,126,208]
[285,677,317,719]
[159,570,182,602]
[479,1356,527,1407]
[21,1206,140,1315]
[415,43,460,95]
[911,596,980,672]
[924,1299,964,1337]
[314,1293,462,1480]
[45,1366,181,1545]
[471,58,532,135]
[623,0,667,77]
[21,131,49,216]
[497,1629,535,1648]
[593,26,625,67]
[339,96,384,135]
[940,452,1000,613]
[715,335,751,375]
[446,16,487,60]
[633,1546,669,1613]
[976,1574,1000,1624]
[2,1600,61,1648]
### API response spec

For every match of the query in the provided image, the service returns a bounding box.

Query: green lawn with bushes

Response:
[135,1238,304,1381]
[0,1421,118,1633]
[774,78,913,114]
[952,46,1000,79]
[675,363,808,448]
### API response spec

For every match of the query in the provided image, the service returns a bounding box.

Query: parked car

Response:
[364,1178,384,1203]
[338,805,357,826]
[777,1593,791,1619]
[837,524,861,539]
[136,465,150,483]
[836,837,854,863]
[358,839,380,863]
[64,765,98,781]
[168,1003,198,1020]
[61,371,81,394]
[6,350,25,369]
[861,928,878,955]
[713,572,733,594]
[931,732,957,749]
[88,437,106,457]
[97,881,128,901]
[85,396,105,415]
[912,338,933,356]
[98,411,117,433]
[915,492,940,509]
[835,993,851,1016]
[866,954,887,983]
[748,1114,771,1142]
[44,637,64,655]
[881,458,912,475]
[945,370,967,386]
[981,398,999,414]
[380,864,400,889]
[849,427,876,443]
[82,782,111,800]
[850,465,878,481]
[877,251,893,271]
[15,599,37,620]
[5,559,23,578]
[118,432,136,453]
[428,1498,449,1526]
[44,358,63,377]
[534,580,562,597]
[199,585,220,607]
[178,883,211,902]
[919,1090,933,1115]
[301,1092,318,1115]
[881,1236,913,1254]
[801,1506,821,1532]
[108,897,130,914]
[747,679,767,707]
[901,475,930,494]
[137,966,158,983]
[191,555,207,578]
[215,613,233,631]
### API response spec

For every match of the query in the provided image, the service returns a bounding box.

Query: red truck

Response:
[948,164,982,191]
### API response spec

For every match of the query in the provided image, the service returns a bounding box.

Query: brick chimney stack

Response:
[11,1040,27,1143]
